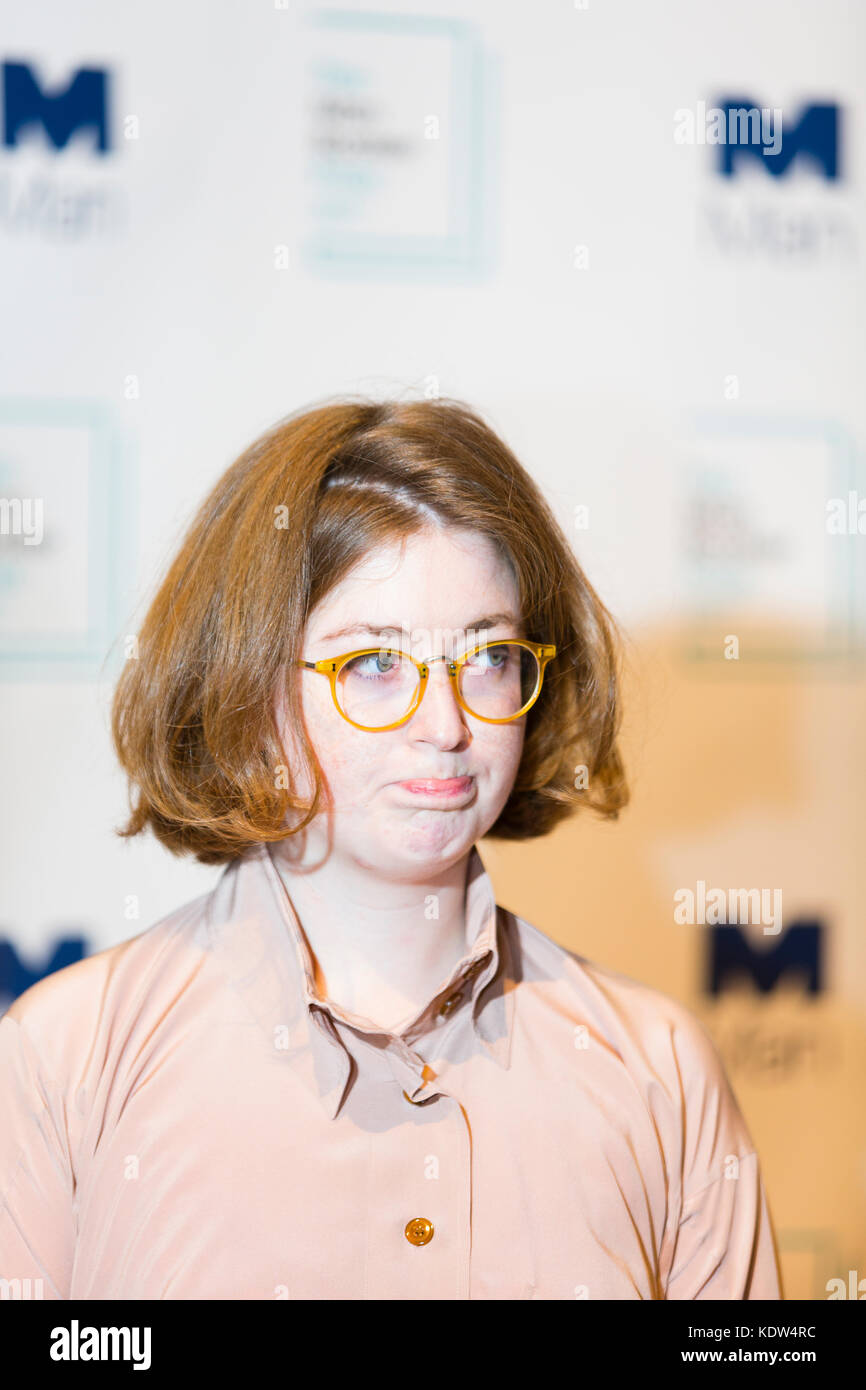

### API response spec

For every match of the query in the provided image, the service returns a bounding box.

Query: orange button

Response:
[405,1217,434,1246]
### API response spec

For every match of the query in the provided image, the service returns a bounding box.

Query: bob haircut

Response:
[111,396,629,865]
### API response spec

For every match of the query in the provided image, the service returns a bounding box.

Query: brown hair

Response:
[110,395,628,864]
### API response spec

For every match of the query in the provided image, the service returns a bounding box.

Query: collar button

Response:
[437,990,463,1018]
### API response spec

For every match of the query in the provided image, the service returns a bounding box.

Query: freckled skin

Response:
[275,526,526,883]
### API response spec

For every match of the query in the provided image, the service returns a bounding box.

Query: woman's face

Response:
[277,526,527,879]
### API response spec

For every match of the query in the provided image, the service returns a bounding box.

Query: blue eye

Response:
[346,651,403,680]
[469,643,509,668]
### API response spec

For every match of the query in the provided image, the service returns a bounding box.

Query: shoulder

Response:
[2,883,215,1088]
[508,911,757,1189]
[508,911,742,1115]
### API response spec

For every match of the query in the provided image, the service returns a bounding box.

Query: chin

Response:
[370,816,478,873]
[411,827,481,863]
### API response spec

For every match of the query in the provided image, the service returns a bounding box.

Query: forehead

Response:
[305,528,520,639]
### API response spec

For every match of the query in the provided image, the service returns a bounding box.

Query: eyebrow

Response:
[314,613,523,646]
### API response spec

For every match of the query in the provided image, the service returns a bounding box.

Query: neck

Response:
[268,835,474,1034]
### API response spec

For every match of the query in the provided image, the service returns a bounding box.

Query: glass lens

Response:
[458,642,539,720]
[337,650,420,728]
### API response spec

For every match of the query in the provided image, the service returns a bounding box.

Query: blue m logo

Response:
[2,60,110,153]
[707,920,823,995]
[717,99,840,179]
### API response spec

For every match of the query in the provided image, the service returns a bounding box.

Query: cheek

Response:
[479,724,525,780]
[299,685,384,789]
[319,731,373,780]
[278,681,346,794]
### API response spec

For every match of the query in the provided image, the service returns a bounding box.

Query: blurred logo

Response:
[0,58,125,239]
[702,921,837,1086]
[707,920,823,995]
[698,94,854,263]
[715,97,839,179]
[2,60,110,153]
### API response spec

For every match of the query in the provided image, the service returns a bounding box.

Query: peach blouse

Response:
[0,842,782,1300]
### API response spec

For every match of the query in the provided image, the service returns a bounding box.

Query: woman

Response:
[0,396,782,1299]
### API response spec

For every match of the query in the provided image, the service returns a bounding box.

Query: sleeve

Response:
[659,1002,784,1300]
[0,1012,75,1300]
[665,1149,783,1299]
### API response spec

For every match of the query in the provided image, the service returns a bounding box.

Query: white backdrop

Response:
[1,0,864,1300]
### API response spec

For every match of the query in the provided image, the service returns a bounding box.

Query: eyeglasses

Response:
[294,639,557,731]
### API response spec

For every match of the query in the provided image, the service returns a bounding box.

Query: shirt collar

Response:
[200,840,515,1120]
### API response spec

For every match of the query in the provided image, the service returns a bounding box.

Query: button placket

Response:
[380,947,498,1106]
[383,1034,434,1104]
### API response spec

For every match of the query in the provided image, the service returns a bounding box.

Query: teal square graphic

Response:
[301,10,496,282]
[679,413,863,669]
[0,398,134,680]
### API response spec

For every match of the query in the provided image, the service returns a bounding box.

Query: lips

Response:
[398,777,474,797]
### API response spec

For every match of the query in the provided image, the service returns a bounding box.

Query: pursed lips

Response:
[396,776,474,795]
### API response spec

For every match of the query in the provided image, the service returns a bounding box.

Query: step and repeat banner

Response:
[1,0,863,1302]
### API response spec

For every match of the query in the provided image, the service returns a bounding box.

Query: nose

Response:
[409,656,469,747]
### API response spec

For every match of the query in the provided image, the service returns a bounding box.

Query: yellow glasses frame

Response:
[294,639,557,732]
